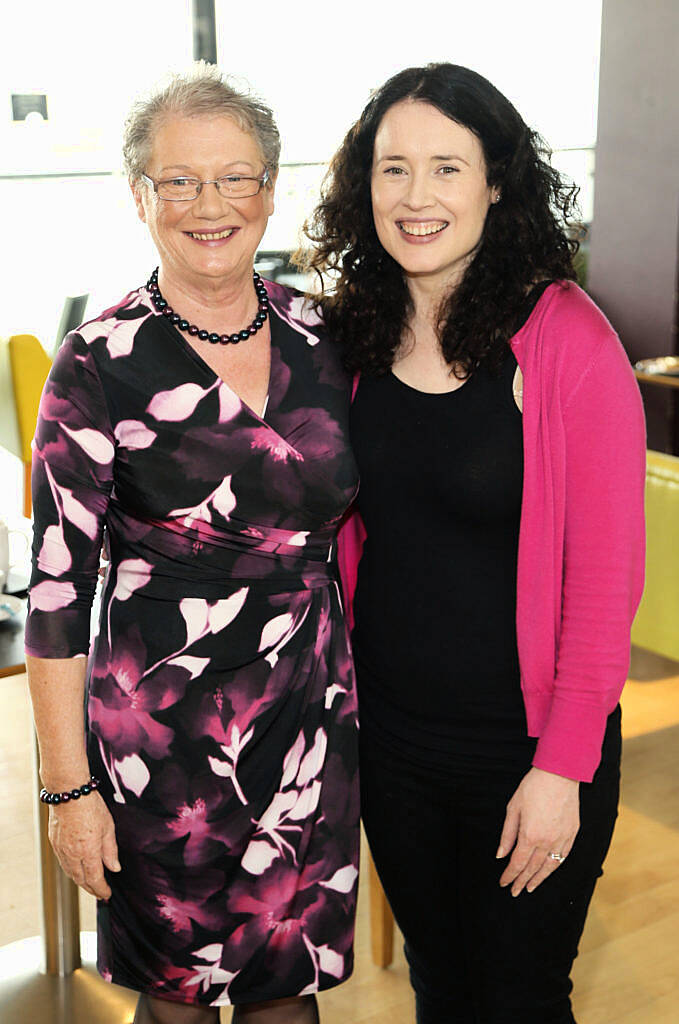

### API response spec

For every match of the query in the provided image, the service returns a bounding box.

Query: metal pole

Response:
[192,0,218,63]
[0,731,137,1023]
[33,733,82,976]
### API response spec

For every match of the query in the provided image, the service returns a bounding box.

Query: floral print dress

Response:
[25,280,360,1007]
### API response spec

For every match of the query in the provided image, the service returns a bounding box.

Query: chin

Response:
[401,259,451,278]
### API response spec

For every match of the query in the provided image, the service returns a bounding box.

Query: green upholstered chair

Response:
[631,450,679,663]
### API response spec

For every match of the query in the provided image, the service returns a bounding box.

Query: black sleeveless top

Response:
[351,347,537,767]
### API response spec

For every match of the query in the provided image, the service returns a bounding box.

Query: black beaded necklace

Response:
[146,267,270,345]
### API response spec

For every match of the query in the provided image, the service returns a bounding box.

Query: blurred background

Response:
[1,0,601,339]
[1,3,679,1021]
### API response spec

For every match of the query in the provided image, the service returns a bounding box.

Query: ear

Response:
[130,177,147,224]
[262,170,278,217]
[487,178,502,205]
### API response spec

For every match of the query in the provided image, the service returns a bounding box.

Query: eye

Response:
[437,165,460,175]
[168,177,196,187]
[383,166,407,177]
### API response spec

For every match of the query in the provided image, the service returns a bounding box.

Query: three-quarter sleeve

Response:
[25,333,115,659]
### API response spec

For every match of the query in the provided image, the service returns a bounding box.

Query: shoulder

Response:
[540,281,615,335]
[523,281,617,351]
[264,280,326,342]
[70,286,156,359]
[265,280,352,390]
[513,281,635,399]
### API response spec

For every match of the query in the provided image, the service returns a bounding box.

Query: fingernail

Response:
[113,861,121,871]
[496,849,504,859]
[512,889,520,898]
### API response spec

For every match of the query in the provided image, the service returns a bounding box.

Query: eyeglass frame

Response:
[140,168,271,201]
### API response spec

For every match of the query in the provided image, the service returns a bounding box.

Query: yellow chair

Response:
[631,449,679,662]
[6,334,52,517]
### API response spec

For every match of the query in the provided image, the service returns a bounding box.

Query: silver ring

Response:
[548,852,565,864]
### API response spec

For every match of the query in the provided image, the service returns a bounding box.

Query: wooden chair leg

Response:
[23,460,32,519]
[368,849,394,968]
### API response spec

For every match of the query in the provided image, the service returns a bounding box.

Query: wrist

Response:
[40,775,100,806]
[531,766,580,786]
[40,765,94,793]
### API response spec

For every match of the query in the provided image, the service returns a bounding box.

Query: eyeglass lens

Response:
[157,176,262,200]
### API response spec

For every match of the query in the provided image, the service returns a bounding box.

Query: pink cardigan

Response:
[337,282,646,783]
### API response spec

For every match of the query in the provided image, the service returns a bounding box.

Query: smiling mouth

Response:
[397,221,448,237]
[186,228,236,240]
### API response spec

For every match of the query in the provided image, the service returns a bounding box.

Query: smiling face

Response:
[132,114,275,291]
[371,100,497,295]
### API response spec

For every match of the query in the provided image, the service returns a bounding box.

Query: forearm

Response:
[26,654,91,791]
[533,338,646,781]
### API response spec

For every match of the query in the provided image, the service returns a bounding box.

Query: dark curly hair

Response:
[297,63,581,376]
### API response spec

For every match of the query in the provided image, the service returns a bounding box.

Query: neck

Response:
[405,275,454,336]
[404,250,472,328]
[156,264,260,335]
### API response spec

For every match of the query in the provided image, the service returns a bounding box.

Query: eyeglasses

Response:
[140,168,270,201]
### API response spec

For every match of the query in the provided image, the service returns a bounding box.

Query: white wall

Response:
[215,0,602,162]
[1,1,193,174]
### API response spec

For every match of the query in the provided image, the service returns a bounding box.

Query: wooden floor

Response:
[1,647,678,1023]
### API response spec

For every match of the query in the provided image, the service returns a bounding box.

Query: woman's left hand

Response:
[496,767,580,896]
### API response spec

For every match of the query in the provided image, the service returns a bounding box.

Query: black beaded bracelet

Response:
[39,776,100,805]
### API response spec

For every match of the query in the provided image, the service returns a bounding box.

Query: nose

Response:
[192,181,233,218]
[403,170,436,210]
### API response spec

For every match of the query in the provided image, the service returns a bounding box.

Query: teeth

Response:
[188,229,235,240]
[399,221,447,237]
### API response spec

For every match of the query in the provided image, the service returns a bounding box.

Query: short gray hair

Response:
[122,61,281,180]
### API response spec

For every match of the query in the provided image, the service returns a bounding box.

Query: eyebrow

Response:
[157,161,257,174]
[433,154,470,164]
[376,154,471,166]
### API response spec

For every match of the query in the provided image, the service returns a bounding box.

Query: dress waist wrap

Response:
[106,499,336,596]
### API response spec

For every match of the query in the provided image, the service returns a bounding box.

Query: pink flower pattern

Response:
[26,281,359,1006]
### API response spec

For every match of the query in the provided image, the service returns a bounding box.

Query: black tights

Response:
[232,996,320,1023]
[133,994,319,1024]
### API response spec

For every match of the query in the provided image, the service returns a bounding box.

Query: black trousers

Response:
[359,707,621,1024]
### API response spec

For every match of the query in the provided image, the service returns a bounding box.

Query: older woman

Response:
[301,64,646,1023]
[26,63,358,1024]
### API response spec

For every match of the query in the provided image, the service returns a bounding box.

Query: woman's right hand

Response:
[47,791,121,900]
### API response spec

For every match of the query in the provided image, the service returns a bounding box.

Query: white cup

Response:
[0,519,30,593]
